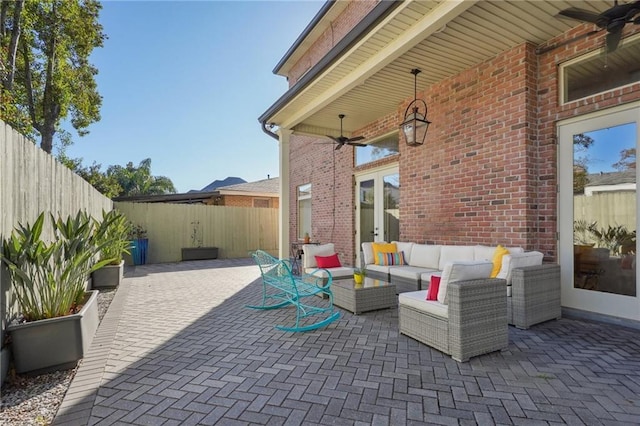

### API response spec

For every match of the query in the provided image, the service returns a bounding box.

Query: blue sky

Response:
[578,122,637,173]
[62,0,323,193]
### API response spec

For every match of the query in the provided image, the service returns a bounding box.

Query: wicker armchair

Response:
[399,261,508,362]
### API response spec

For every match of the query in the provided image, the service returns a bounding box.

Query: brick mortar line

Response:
[52,272,133,425]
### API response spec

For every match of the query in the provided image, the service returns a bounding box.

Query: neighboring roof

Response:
[586,170,636,186]
[198,176,246,192]
[113,177,279,204]
[217,177,279,196]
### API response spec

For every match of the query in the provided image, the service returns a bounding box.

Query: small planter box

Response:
[91,261,124,289]
[7,290,99,374]
[181,247,219,261]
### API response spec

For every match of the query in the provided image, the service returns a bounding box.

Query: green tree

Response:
[58,153,122,198]
[612,148,636,171]
[573,133,595,194]
[1,0,105,153]
[107,158,176,196]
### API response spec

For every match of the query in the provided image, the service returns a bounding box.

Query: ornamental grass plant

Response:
[1,211,115,322]
[94,209,131,265]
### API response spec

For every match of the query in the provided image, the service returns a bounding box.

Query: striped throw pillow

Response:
[376,251,407,266]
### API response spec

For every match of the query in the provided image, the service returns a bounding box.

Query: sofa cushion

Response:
[398,290,448,318]
[393,241,415,264]
[366,263,392,275]
[438,246,475,270]
[491,245,510,278]
[306,266,353,279]
[362,242,374,265]
[474,245,525,261]
[303,243,335,269]
[409,244,441,269]
[496,251,544,285]
[390,265,438,281]
[372,242,397,265]
[437,261,493,304]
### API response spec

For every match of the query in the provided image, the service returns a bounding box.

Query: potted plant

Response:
[91,209,131,288]
[353,268,366,285]
[128,223,148,265]
[181,220,218,261]
[1,211,112,374]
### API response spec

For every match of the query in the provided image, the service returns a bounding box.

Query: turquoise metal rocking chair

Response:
[249,250,340,332]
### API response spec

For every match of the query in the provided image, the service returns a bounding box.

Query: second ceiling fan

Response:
[327,114,366,150]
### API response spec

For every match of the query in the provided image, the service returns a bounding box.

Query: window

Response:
[297,183,311,239]
[253,198,271,208]
[355,132,399,166]
[560,35,640,104]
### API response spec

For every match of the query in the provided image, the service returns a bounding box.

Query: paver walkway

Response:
[54,259,640,425]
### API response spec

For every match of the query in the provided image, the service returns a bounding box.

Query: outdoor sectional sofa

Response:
[362,242,561,329]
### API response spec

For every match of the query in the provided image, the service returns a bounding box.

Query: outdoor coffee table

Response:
[332,277,396,314]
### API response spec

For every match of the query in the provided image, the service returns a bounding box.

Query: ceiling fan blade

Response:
[347,136,365,142]
[334,143,343,150]
[557,7,601,24]
[346,142,367,147]
[326,135,341,143]
[606,28,623,52]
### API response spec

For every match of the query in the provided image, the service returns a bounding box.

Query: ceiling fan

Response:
[326,114,366,150]
[557,1,640,52]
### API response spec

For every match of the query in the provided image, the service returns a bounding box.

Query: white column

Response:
[277,129,292,260]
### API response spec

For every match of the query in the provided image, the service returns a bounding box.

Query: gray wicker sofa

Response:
[398,261,508,362]
[363,242,561,329]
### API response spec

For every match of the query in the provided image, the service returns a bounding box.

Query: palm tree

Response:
[107,158,176,196]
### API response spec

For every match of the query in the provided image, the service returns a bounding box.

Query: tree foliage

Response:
[106,158,176,197]
[612,148,636,171]
[0,0,105,153]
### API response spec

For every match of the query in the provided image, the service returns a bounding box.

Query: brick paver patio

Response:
[54,259,640,425]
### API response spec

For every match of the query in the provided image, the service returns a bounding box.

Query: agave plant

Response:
[1,211,113,322]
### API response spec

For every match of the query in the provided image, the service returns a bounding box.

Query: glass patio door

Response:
[558,103,639,321]
[355,165,399,267]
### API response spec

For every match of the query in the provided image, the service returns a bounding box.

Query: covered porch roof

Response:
[259,0,617,139]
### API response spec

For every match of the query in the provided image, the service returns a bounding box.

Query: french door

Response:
[355,165,399,267]
[558,103,639,321]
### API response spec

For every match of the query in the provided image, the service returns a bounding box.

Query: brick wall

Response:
[223,195,279,209]
[288,20,640,264]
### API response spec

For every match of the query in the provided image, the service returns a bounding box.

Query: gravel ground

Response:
[0,288,117,426]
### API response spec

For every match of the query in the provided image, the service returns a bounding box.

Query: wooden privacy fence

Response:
[574,192,636,230]
[115,202,279,263]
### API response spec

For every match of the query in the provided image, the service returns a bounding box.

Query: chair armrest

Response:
[447,278,508,361]
[301,268,333,289]
[510,264,561,329]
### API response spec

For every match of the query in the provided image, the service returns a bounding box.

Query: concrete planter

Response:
[181,247,219,261]
[7,290,99,374]
[91,261,124,289]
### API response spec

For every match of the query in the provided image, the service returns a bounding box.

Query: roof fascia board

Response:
[276,0,478,131]
[259,0,401,124]
[218,190,278,197]
[273,0,337,75]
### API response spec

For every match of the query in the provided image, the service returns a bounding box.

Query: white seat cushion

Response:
[303,243,336,269]
[438,246,476,270]
[437,261,494,304]
[389,265,438,280]
[306,266,354,279]
[366,264,392,275]
[496,251,544,285]
[361,242,374,265]
[399,290,448,318]
[409,244,441,269]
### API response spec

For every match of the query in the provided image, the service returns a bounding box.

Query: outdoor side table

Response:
[332,277,396,314]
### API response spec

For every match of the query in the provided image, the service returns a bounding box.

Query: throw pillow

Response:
[426,276,441,301]
[372,242,397,265]
[376,251,407,266]
[315,253,342,268]
[491,245,510,278]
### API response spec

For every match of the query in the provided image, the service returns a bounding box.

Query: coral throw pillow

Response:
[315,253,342,268]
[372,242,397,265]
[491,245,510,278]
[426,276,441,301]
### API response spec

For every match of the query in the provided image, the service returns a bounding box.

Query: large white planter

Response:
[7,290,99,374]
[91,261,124,288]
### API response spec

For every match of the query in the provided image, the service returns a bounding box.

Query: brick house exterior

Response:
[260,1,640,324]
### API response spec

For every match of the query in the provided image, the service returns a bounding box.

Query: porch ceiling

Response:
[264,0,616,140]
